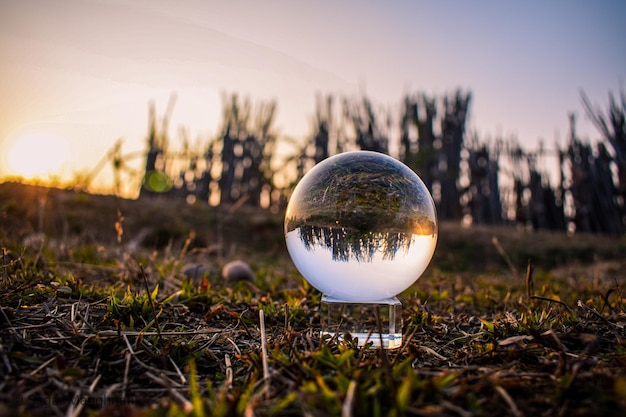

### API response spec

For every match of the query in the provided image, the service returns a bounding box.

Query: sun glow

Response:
[2,132,71,181]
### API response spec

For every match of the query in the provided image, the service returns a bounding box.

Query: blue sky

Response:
[0,0,624,190]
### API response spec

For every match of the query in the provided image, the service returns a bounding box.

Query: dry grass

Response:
[1,182,625,416]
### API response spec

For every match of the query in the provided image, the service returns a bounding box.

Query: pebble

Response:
[221,260,255,283]
[181,262,215,281]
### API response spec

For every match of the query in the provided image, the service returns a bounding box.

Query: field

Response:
[1,182,625,416]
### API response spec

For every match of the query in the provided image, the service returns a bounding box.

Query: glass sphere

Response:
[285,151,438,302]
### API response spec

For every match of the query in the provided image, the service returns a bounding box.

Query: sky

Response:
[0,0,625,193]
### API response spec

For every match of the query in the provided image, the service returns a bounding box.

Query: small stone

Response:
[222,260,255,283]
[181,262,215,281]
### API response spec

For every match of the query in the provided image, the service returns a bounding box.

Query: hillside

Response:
[2,181,624,274]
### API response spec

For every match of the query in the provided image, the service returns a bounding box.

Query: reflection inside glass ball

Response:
[285,151,438,302]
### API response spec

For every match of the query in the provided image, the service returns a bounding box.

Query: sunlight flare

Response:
[3,132,71,180]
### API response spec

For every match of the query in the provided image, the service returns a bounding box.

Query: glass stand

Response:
[321,295,403,349]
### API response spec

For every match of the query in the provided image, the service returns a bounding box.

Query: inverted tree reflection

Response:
[296,225,415,263]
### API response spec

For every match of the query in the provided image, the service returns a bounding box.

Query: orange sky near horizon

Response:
[0,0,624,195]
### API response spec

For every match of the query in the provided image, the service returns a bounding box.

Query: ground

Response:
[0,182,625,417]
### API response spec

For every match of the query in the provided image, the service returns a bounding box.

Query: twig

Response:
[0,306,24,343]
[179,230,195,259]
[225,354,233,390]
[169,356,187,384]
[66,374,101,417]
[441,400,473,417]
[492,237,518,278]
[143,371,185,389]
[122,333,161,374]
[50,376,73,393]
[81,302,91,330]
[122,352,131,399]
[29,356,56,377]
[341,380,357,417]
[419,345,447,361]
[93,357,100,375]
[494,385,524,417]
[530,296,573,312]
[602,286,618,313]
[226,337,242,356]
[259,309,269,385]
[526,259,534,298]
[576,300,619,328]
[391,325,419,367]
[577,300,622,344]
[145,371,192,411]
[102,383,122,401]
[74,309,96,334]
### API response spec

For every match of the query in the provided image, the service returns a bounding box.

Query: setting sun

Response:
[3,132,71,180]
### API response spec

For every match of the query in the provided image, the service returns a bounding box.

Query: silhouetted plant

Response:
[140,96,177,197]
[581,89,626,232]
[567,112,624,234]
[343,96,390,154]
[465,141,503,225]
[133,88,625,235]
[217,93,278,207]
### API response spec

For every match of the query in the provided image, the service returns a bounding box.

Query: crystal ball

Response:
[285,151,438,302]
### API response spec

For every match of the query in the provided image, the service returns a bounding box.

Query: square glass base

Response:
[321,295,403,349]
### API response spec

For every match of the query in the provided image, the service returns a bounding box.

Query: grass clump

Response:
[1,183,625,416]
